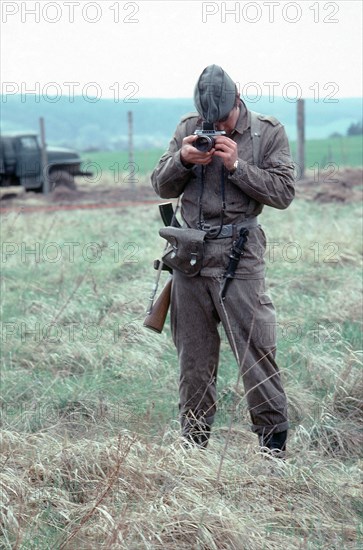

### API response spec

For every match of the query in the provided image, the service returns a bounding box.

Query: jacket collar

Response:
[233,100,250,135]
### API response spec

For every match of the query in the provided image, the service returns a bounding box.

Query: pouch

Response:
[159,226,206,276]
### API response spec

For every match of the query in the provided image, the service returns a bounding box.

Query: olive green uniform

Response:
[151,102,295,441]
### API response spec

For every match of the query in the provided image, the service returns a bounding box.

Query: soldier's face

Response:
[215,104,240,134]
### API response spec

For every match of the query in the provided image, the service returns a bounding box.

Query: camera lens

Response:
[194,136,215,152]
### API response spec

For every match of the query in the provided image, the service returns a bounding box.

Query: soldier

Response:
[151,64,295,457]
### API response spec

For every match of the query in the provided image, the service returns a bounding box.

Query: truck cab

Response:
[0,133,92,192]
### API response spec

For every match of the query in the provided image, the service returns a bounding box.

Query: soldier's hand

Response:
[213,136,238,172]
[180,135,214,166]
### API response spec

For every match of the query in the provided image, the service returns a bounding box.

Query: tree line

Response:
[347,120,363,136]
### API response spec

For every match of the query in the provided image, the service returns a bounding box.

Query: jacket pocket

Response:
[259,293,273,306]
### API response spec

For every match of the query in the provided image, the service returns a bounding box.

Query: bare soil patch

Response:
[1,169,362,214]
[296,168,363,203]
[0,180,160,213]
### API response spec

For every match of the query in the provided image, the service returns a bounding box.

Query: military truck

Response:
[0,133,92,192]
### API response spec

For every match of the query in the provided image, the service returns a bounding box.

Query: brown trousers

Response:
[170,271,289,436]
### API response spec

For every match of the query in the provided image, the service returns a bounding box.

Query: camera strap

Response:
[197,110,261,233]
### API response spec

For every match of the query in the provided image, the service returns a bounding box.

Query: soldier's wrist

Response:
[180,151,194,169]
[229,159,239,175]
[229,158,247,178]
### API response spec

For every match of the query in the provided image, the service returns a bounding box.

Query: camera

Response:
[193,122,226,152]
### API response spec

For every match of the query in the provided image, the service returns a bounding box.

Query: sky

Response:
[1,0,362,101]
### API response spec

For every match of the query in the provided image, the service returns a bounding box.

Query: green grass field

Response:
[83,149,166,180]
[1,194,362,548]
[289,135,363,171]
[83,135,363,177]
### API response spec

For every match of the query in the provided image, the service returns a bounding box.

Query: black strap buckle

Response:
[198,221,211,232]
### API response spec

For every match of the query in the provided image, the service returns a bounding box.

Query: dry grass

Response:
[1,424,362,550]
[1,191,362,549]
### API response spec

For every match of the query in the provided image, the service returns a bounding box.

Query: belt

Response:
[205,217,258,239]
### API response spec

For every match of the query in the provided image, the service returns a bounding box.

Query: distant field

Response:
[82,149,166,181]
[290,135,363,170]
[84,135,362,177]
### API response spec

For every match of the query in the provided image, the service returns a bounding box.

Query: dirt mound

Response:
[296,168,363,203]
[0,192,19,201]
[0,180,160,213]
[50,184,81,202]
[47,182,158,205]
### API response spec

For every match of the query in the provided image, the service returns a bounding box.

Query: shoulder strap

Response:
[249,110,261,167]
[180,111,199,123]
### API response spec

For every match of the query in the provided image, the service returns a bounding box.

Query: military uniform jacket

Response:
[151,102,295,279]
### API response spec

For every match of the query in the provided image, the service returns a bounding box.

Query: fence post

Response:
[128,111,136,189]
[39,117,49,194]
[297,99,305,179]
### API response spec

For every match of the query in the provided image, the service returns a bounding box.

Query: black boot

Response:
[259,430,287,459]
[183,423,211,448]
[181,413,214,449]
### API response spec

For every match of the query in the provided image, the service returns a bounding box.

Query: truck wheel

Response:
[48,170,76,191]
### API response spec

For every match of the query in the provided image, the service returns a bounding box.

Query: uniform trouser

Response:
[170,271,289,437]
